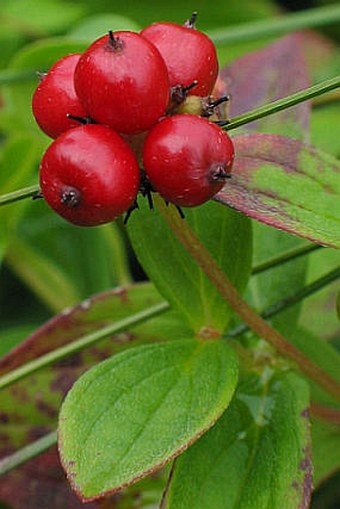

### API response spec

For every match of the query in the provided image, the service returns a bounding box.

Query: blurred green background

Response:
[0,1,339,506]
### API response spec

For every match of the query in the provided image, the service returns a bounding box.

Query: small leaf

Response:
[58,339,238,501]
[164,370,311,509]
[127,199,252,333]
[216,133,340,248]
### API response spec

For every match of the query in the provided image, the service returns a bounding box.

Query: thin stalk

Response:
[224,76,340,131]
[0,185,40,206]
[252,243,322,275]
[208,4,340,45]
[227,266,340,338]
[0,301,169,391]
[310,402,340,425]
[0,431,57,476]
[155,198,340,401]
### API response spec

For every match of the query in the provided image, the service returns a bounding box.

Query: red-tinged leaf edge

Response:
[215,133,340,248]
[0,282,163,375]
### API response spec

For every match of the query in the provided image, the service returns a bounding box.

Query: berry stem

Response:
[0,184,40,206]
[155,196,340,402]
[224,75,340,131]
[184,11,198,29]
[107,30,124,51]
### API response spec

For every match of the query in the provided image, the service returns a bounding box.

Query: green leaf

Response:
[68,14,141,43]
[299,245,340,340]
[0,134,41,266]
[216,134,340,248]
[164,370,311,509]
[5,199,131,312]
[247,222,308,337]
[58,339,239,501]
[1,0,85,36]
[312,419,340,487]
[311,103,340,157]
[289,327,340,407]
[127,199,252,334]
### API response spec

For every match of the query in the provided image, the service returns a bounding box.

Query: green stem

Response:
[0,185,40,206]
[155,198,340,401]
[224,76,340,131]
[0,431,57,476]
[252,243,322,275]
[0,301,169,391]
[227,266,340,338]
[208,4,340,45]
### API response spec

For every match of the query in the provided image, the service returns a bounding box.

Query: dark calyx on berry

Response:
[209,164,232,182]
[184,11,198,29]
[202,95,230,117]
[106,31,124,51]
[170,81,198,106]
[66,114,95,125]
[61,188,81,208]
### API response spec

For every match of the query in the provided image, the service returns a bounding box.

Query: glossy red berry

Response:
[40,124,140,226]
[32,54,87,139]
[74,31,170,134]
[142,114,234,207]
[141,18,218,97]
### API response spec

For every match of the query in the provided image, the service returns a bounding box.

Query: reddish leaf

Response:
[215,133,340,248]
[0,283,171,508]
[221,33,310,139]
[0,283,163,376]
[0,449,100,509]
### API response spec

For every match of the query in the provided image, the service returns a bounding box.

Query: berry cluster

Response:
[32,14,235,226]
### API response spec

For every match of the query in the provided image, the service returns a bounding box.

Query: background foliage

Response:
[0,0,339,508]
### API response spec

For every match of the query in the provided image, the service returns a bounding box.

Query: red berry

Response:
[74,31,170,134]
[40,124,140,226]
[141,19,218,97]
[32,54,87,139]
[142,114,234,207]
